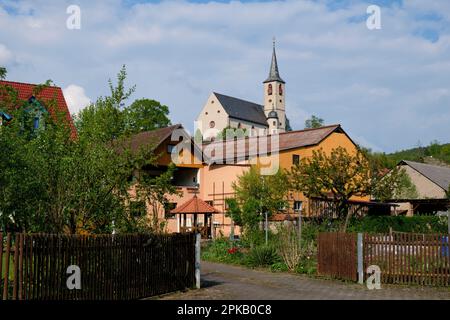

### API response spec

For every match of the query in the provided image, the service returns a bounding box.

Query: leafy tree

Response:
[75,65,134,142]
[227,166,289,238]
[124,99,171,134]
[371,167,418,201]
[134,163,180,233]
[304,115,324,129]
[288,147,372,231]
[0,66,6,80]
[0,73,173,234]
[217,126,248,140]
[75,66,171,142]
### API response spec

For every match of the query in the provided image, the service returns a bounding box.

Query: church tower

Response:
[264,39,286,133]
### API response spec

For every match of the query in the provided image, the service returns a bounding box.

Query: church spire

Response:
[264,38,285,84]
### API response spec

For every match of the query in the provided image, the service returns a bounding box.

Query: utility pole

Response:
[297,202,303,247]
[265,211,268,245]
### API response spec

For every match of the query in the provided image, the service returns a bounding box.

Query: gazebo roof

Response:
[171,195,219,214]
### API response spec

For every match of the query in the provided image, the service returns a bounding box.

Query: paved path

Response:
[161,261,450,300]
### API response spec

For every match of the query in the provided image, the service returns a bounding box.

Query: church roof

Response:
[213,92,268,127]
[263,44,285,84]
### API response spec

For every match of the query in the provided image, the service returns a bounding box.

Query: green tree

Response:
[134,163,180,233]
[288,147,372,231]
[75,65,135,142]
[0,66,6,80]
[228,166,289,238]
[0,75,172,234]
[304,115,324,129]
[372,167,418,201]
[124,99,171,134]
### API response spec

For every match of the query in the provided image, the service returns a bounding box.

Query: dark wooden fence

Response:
[0,232,196,300]
[364,232,450,286]
[317,232,357,281]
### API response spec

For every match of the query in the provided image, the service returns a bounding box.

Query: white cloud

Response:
[63,84,91,115]
[0,44,12,64]
[1,0,450,152]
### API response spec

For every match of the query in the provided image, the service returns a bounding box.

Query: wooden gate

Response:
[364,232,450,286]
[317,232,357,281]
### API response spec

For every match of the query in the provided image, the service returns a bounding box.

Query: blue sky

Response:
[0,0,449,153]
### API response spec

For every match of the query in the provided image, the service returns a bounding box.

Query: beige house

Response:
[390,160,450,216]
[196,41,288,140]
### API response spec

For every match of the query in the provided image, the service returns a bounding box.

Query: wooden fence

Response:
[0,232,196,300]
[317,232,450,286]
[364,232,450,286]
[317,232,357,281]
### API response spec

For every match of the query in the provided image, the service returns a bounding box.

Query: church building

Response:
[196,41,289,140]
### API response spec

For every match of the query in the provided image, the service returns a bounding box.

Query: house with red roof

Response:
[0,80,77,138]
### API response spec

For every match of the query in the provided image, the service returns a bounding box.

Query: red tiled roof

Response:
[0,80,77,138]
[171,195,219,214]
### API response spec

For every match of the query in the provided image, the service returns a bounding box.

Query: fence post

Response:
[357,233,364,285]
[195,233,201,289]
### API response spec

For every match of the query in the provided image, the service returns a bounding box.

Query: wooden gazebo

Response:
[170,195,219,239]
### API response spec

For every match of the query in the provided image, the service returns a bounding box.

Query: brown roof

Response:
[114,124,183,154]
[171,196,219,214]
[204,124,350,163]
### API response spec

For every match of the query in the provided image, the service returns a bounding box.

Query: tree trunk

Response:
[340,202,351,232]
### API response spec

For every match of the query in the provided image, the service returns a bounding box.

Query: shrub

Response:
[270,261,289,272]
[245,245,279,267]
[201,237,245,264]
[275,223,301,271]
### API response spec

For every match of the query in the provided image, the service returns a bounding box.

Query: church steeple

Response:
[264,39,285,84]
[263,38,286,133]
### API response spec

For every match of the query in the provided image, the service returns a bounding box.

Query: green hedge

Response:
[347,216,448,234]
[299,215,448,235]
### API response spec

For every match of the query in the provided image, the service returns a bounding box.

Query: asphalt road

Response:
[160,261,450,300]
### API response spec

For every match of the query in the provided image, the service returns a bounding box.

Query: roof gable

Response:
[400,160,450,191]
[0,80,77,138]
[213,92,268,126]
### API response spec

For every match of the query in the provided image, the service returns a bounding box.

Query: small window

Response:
[269,99,272,103]
[209,121,215,128]
[294,201,302,211]
[293,154,300,165]
[165,203,177,219]
[211,100,215,104]
[33,117,40,129]
[279,84,283,96]
[268,84,273,96]
[273,121,276,126]
[217,110,220,113]
[130,201,146,217]
[205,112,208,115]
[167,144,176,154]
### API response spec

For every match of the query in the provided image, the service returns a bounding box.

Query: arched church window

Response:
[279,84,283,96]
[268,84,273,96]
